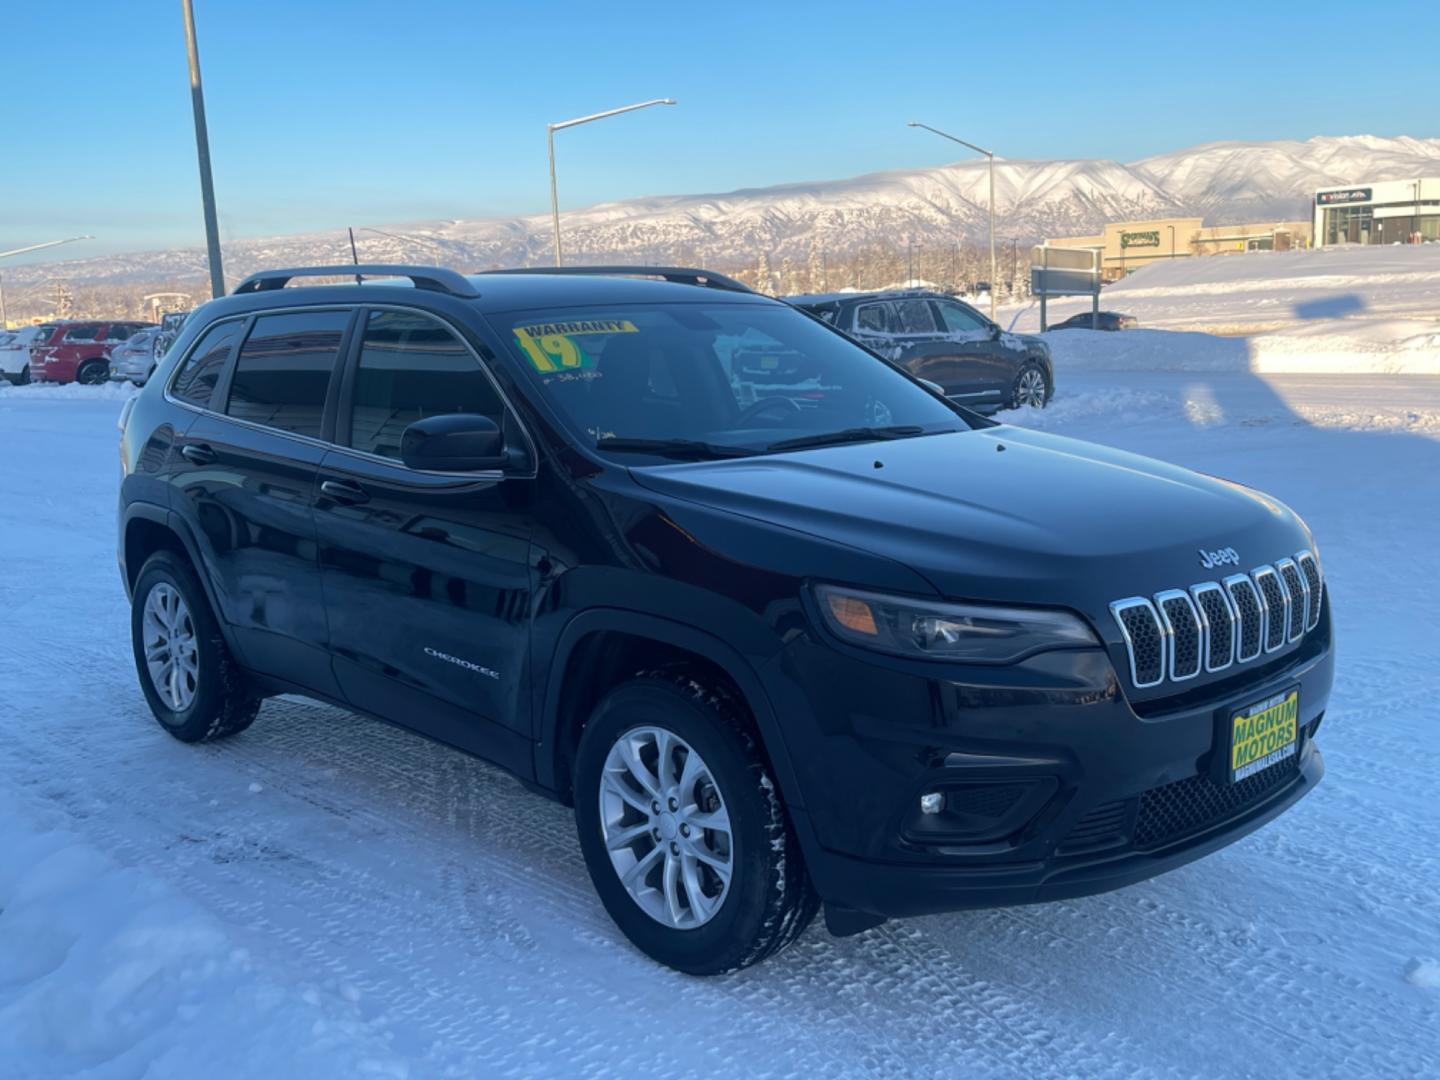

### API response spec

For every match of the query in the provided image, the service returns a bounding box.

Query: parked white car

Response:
[0,325,47,384]
[107,326,161,385]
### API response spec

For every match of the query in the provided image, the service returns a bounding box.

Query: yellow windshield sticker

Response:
[514,319,638,373]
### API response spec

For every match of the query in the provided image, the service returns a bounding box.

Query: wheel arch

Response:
[537,609,805,814]
[121,504,241,655]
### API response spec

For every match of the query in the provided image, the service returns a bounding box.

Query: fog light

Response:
[919,791,945,815]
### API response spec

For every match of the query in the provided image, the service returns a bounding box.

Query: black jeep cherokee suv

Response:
[118,264,1331,974]
[786,288,1053,411]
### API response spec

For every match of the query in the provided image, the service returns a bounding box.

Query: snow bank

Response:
[0,790,409,1080]
[1041,322,1440,375]
[998,377,1440,436]
[0,381,138,401]
[1009,244,1440,335]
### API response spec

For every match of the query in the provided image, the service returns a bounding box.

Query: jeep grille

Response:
[1110,551,1323,690]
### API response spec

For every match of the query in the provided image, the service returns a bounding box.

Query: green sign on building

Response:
[1120,230,1161,249]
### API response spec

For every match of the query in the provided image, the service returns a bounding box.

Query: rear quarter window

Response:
[171,320,245,408]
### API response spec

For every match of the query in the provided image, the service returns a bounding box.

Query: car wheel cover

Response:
[599,725,734,929]
[1016,367,1047,408]
[142,582,200,711]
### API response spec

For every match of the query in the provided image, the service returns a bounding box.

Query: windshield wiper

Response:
[765,426,927,453]
[594,437,760,460]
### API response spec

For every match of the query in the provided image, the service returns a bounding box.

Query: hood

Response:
[630,427,1309,618]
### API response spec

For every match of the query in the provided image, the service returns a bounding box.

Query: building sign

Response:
[1317,188,1372,205]
[1120,230,1161,249]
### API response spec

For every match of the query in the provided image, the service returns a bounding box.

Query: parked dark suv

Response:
[118,264,1331,974]
[787,289,1053,410]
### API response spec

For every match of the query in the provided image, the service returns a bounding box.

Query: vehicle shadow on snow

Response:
[1293,292,1366,320]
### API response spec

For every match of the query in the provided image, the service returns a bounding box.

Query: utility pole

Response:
[181,0,225,298]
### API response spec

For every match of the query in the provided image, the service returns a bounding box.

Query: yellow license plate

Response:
[1229,688,1299,783]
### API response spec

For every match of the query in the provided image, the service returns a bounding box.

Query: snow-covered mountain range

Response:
[10,134,1440,291]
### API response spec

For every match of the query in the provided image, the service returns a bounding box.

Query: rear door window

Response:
[892,300,938,334]
[63,325,101,342]
[225,310,350,439]
[854,303,890,333]
[346,310,505,461]
[171,320,244,408]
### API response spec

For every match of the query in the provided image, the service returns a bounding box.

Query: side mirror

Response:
[988,323,1002,340]
[400,414,506,472]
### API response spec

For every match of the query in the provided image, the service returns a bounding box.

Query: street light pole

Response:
[908,122,997,320]
[180,0,225,299]
[547,98,676,266]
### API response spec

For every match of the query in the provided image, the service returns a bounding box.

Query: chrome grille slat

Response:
[1276,558,1308,642]
[1112,553,1322,690]
[1110,598,1166,689]
[1252,566,1288,652]
[1295,550,1323,630]
[1155,590,1202,681]
[1190,582,1235,672]
[1224,573,1264,663]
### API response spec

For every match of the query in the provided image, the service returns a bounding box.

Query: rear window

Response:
[172,320,243,408]
[224,310,350,439]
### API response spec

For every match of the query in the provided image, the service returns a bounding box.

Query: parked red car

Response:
[30,320,156,385]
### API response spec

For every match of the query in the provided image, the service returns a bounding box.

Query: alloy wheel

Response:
[599,725,734,929]
[142,583,199,711]
[1015,367,1047,408]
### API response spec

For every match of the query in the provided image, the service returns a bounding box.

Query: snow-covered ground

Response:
[1011,243,1440,334]
[1003,244,1440,379]
[2,369,1438,1078]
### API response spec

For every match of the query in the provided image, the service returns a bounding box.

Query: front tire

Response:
[574,672,818,974]
[130,551,260,742]
[1010,361,1050,409]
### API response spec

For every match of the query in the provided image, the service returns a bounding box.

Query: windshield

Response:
[493,301,970,457]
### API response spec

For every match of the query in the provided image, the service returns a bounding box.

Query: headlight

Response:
[812,584,1096,664]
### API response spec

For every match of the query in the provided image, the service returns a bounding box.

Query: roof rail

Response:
[232,264,480,299]
[484,265,754,294]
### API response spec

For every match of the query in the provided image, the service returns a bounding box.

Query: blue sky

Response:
[4,0,1435,264]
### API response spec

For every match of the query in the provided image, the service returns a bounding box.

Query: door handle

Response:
[320,478,370,505]
[180,443,216,465]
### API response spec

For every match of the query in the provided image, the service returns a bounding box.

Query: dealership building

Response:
[1313,178,1440,246]
[1046,216,1312,281]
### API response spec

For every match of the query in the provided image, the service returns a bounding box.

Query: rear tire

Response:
[77,359,108,385]
[15,364,30,386]
[130,550,260,743]
[574,671,818,974]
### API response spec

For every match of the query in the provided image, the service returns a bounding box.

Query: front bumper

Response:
[798,743,1322,918]
[769,606,1333,919]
